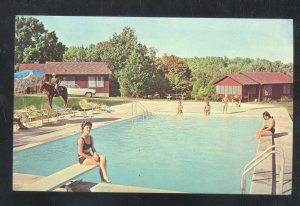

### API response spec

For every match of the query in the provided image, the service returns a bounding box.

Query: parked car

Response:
[64,84,96,98]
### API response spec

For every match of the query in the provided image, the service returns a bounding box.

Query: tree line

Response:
[15,17,293,100]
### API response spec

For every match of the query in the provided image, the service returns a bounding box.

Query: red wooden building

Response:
[214,72,293,102]
[19,62,112,97]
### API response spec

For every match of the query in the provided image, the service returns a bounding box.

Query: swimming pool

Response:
[13,114,261,193]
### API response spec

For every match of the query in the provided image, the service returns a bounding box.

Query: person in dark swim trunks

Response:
[77,121,110,183]
[254,111,276,139]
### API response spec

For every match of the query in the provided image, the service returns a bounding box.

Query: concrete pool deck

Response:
[13,100,293,194]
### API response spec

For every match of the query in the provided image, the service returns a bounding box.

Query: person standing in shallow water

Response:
[222,94,229,113]
[77,121,110,183]
[254,111,276,139]
[177,100,183,115]
[203,100,211,116]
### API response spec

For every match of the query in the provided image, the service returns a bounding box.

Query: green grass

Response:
[14,94,132,110]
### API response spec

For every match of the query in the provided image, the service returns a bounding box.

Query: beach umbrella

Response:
[14,70,45,92]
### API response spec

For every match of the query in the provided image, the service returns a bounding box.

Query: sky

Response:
[27,16,293,63]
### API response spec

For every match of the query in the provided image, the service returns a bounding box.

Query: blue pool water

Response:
[14,114,261,193]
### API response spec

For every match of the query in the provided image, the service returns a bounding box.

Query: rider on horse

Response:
[50,72,60,96]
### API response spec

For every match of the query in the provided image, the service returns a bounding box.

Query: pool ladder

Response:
[240,145,285,194]
[131,101,150,119]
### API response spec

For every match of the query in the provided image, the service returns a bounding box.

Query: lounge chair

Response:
[15,105,43,127]
[41,103,60,123]
[99,104,111,112]
[88,102,102,111]
[14,111,29,129]
[85,99,110,112]
[52,104,75,118]
[79,99,94,118]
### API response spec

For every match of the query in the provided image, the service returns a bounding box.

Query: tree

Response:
[63,46,88,62]
[15,16,46,64]
[15,16,66,64]
[23,31,66,63]
[196,87,208,100]
[92,27,139,96]
[157,55,191,92]
[85,44,101,62]
[96,27,138,73]
[118,48,158,97]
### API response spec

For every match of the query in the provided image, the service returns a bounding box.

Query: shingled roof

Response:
[214,72,293,85]
[19,62,112,75]
[240,72,293,84]
[228,73,258,85]
[19,63,45,70]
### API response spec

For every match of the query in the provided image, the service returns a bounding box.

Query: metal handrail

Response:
[131,101,149,118]
[137,101,148,114]
[244,145,284,172]
[240,146,285,194]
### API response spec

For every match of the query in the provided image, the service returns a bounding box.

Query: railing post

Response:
[278,151,285,194]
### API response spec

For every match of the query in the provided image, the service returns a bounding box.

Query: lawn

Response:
[14,94,132,110]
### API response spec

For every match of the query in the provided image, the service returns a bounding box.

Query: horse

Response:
[40,81,68,108]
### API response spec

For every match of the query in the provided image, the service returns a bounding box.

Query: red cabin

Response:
[214,72,293,102]
[19,62,112,97]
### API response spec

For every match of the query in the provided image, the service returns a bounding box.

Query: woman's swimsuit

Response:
[78,136,93,164]
[263,119,275,134]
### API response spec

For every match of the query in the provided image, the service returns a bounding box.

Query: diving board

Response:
[21,164,98,191]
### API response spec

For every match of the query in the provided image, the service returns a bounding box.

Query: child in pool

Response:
[204,100,211,116]
[177,100,183,115]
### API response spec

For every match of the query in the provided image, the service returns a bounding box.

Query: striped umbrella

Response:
[14,70,45,92]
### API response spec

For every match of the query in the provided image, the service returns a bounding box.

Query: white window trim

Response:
[60,76,75,86]
[88,76,104,88]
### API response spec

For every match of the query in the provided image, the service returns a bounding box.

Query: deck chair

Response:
[14,110,29,128]
[14,111,27,128]
[85,99,109,112]
[99,103,111,112]
[15,105,43,127]
[79,99,94,118]
[41,103,60,123]
[88,102,102,110]
[52,104,75,118]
